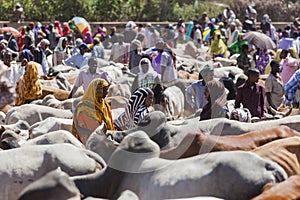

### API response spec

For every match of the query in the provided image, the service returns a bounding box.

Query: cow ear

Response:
[15,130,21,134]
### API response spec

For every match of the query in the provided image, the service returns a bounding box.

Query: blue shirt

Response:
[91,44,105,59]
[285,69,300,103]
[185,80,208,109]
[64,52,89,69]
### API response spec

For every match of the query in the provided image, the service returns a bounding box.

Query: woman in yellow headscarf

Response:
[15,61,42,106]
[72,78,114,144]
[210,30,227,58]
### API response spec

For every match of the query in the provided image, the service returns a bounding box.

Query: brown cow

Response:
[160,126,300,160]
[252,175,300,200]
[252,136,300,177]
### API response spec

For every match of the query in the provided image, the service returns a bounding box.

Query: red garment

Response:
[54,21,63,37]
[63,25,71,36]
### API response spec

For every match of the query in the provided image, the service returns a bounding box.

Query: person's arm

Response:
[64,54,76,67]
[266,92,276,109]
[265,77,276,109]
[234,88,242,108]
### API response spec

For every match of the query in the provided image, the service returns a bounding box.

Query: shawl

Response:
[114,87,153,130]
[72,78,114,141]
[200,79,228,121]
[15,61,42,105]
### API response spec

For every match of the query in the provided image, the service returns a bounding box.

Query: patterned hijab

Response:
[72,78,114,140]
[15,61,42,105]
[114,87,153,130]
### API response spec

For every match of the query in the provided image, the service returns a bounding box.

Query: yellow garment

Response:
[210,30,227,58]
[15,61,42,106]
[265,48,298,74]
[72,78,114,140]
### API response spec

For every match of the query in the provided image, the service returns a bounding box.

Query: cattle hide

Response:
[18,168,81,200]
[73,131,287,200]
[0,143,105,200]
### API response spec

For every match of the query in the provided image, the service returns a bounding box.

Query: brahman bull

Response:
[73,131,287,200]
[18,168,81,200]
[5,104,73,126]
[28,117,73,139]
[160,126,300,159]
[32,94,74,109]
[0,143,105,200]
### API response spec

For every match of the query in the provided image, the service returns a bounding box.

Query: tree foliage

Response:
[0,0,226,22]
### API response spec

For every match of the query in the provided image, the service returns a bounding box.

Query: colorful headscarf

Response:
[229,33,248,54]
[72,78,114,141]
[15,61,42,105]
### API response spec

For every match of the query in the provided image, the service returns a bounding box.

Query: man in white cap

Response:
[226,21,239,46]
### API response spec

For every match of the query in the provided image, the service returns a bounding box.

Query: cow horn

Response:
[269,106,281,116]
[282,106,293,117]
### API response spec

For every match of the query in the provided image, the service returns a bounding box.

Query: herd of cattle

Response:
[1,43,300,199]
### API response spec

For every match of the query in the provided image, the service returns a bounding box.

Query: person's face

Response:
[144,93,154,107]
[89,60,97,74]
[3,54,12,65]
[249,73,259,83]
[272,63,281,73]
[96,84,109,100]
[141,62,149,73]
[80,48,86,55]
[62,39,67,49]
[202,71,214,83]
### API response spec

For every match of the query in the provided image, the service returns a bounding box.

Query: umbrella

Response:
[242,31,276,50]
[72,16,91,35]
[203,29,211,43]
[0,27,21,37]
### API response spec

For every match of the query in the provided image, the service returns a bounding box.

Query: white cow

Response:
[18,168,81,200]
[73,131,287,200]
[22,130,84,149]
[5,104,73,125]
[0,143,105,200]
[31,94,74,109]
[29,117,73,139]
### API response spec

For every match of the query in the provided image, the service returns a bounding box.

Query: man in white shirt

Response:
[68,57,111,98]
[193,24,202,48]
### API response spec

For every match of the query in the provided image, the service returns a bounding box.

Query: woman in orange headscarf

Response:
[15,61,42,106]
[72,78,114,144]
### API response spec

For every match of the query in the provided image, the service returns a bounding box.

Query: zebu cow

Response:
[0,143,105,200]
[5,104,73,126]
[22,130,84,149]
[32,94,74,109]
[153,85,185,121]
[252,175,300,200]
[0,111,5,125]
[28,117,73,138]
[252,137,300,177]
[18,168,81,200]
[73,131,287,200]
[107,83,131,99]
[160,126,300,159]
[113,111,300,149]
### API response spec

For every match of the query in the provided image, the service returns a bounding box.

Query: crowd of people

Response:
[1,4,300,142]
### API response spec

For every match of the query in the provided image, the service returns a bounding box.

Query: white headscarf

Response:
[138,58,160,81]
